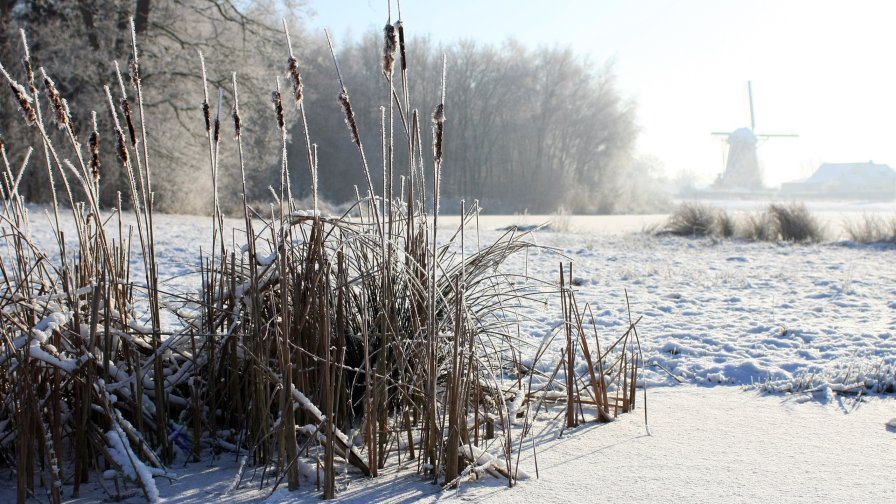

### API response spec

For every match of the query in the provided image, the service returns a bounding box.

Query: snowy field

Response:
[4,203,896,502]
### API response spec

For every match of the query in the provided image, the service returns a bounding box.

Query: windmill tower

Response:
[711,82,797,191]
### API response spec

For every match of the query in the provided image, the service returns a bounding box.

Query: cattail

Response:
[383,23,398,77]
[287,56,303,105]
[339,91,360,145]
[231,74,241,138]
[202,100,211,132]
[9,81,36,125]
[115,129,129,164]
[41,71,69,128]
[89,112,100,183]
[120,98,137,146]
[18,30,35,99]
[396,21,407,72]
[129,58,140,92]
[213,106,220,144]
[432,103,445,164]
[231,105,241,138]
[22,59,33,86]
[103,85,128,165]
[272,90,284,130]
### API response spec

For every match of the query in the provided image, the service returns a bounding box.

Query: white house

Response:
[781,162,896,200]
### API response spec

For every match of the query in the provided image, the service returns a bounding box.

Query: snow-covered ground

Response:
[5,204,896,502]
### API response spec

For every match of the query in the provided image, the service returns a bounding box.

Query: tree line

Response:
[1,1,659,215]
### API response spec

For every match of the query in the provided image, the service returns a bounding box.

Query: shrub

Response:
[843,214,896,243]
[659,202,828,243]
[767,203,824,243]
[714,209,737,238]
[662,203,718,237]
[741,211,775,241]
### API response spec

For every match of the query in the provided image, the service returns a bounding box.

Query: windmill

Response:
[711,81,797,191]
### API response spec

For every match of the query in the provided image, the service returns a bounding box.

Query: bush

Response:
[742,211,775,242]
[715,209,737,238]
[662,203,718,237]
[658,202,825,243]
[767,203,824,243]
[843,214,896,243]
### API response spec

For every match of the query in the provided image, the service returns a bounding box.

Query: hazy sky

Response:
[305,0,896,187]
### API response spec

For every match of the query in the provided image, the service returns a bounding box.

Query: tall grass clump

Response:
[0,9,644,503]
[547,205,572,232]
[843,214,896,244]
[659,202,824,243]
[660,203,722,237]
[767,203,824,243]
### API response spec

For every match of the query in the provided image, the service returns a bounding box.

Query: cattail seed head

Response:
[231,74,242,138]
[395,21,407,72]
[432,103,445,164]
[272,90,284,130]
[22,59,33,85]
[338,91,360,145]
[89,131,100,182]
[213,113,220,144]
[120,98,137,146]
[383,23,398,77]
[129,59,140,91]
[115,129,129,164]
[202,100,211,132]
[287,56,303,105]
[432,103,445,124]
[43,73,69,128]
[89,112,100,183]
[232,105,241,138]
[9,81,36,125]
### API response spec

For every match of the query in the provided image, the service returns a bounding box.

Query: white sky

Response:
[305,0,896,187]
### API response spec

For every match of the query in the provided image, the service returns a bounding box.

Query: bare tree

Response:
[0,0,308,213]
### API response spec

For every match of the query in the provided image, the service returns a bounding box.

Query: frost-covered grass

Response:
[659,202,826,242]
[843,213,896,243]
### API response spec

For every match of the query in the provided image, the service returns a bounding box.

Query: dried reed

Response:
[0,11,646,504]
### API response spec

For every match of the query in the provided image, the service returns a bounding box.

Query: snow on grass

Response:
[104,426,163,502]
